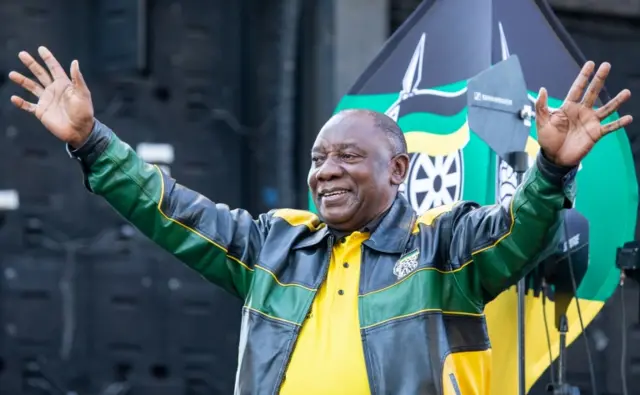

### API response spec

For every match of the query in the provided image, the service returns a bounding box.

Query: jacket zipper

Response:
[449,373,462,395]
[276,234,334,393]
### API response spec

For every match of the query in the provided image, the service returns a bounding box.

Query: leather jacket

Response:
[69,120,576,394]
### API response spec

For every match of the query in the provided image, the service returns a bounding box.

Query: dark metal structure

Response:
[0,1,300,393]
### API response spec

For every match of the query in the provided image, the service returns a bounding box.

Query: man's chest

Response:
[278,233,370,395]
[250,231,472,329]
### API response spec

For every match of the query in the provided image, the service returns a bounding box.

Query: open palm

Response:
[9,47,94,147]
[535,61,632,167]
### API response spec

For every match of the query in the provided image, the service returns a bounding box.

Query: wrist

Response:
[541,150,557,164]
[67,119,112,168]
[67,120,96,149]
[537,150,576,187]
[68,135,89,150]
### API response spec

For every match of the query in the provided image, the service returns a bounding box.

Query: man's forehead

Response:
[311,139,362,152]
[324,111,373,130]
[313,113,382,148]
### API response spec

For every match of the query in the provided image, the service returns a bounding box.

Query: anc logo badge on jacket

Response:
[393,249,420,280]
[310,0,637,393]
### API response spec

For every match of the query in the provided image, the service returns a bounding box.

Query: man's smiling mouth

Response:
[321,190,348,197]
[319,188,352,204]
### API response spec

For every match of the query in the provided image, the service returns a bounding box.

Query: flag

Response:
[314,0,638,392]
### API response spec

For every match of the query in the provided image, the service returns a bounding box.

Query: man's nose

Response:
[315,158,343,181]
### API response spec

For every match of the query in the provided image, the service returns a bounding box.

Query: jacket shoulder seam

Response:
[272,208,323,230]
[151,164,253,271]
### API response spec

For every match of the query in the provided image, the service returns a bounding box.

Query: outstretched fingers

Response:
[10,95,37,114]
[582,62,610,108]
[18,51,52,87]
[70,60,89,93]
[37,46,68,81]
[565,61,595,103]
[8,71,44,98]
[601,114,633,136]
[535,87,550,125]
[596,89,631,121]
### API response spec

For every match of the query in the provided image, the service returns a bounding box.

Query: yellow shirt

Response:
[280,231,371,395]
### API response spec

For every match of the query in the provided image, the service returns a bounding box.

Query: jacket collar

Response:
[292,225,331,249]
[364,194,416,254]
[293,194,416,254]
[329,206,389,241]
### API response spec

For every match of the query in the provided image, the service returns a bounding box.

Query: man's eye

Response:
[311,156,323,163]
[340,153,357,160]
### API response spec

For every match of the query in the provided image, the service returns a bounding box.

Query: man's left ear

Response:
[390,153,410,186]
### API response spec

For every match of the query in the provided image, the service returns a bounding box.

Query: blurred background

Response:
[0,0,639,394]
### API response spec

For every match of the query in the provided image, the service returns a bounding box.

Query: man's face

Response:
[308,112,407,231]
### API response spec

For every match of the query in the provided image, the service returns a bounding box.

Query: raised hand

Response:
[535,61,633,167]
[8,46,94,148]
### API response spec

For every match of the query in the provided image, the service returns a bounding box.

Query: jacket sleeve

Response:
[68,119,268,299]
[443,152,577,305]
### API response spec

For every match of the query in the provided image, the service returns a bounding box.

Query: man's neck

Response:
[329,201,394,240]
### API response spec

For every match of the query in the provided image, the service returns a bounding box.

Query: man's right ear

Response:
[390,153,410,186]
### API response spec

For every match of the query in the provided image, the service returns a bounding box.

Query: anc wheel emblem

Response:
[402,151,464,215]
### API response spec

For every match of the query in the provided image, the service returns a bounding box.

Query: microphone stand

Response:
[546,293,581,395]
[616,241,640,322]
[504,151,530,395]
[543,210,591,395]
[616,240,640,393]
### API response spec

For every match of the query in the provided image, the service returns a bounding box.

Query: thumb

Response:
[535,87,550,125]
[70,60,89,93]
